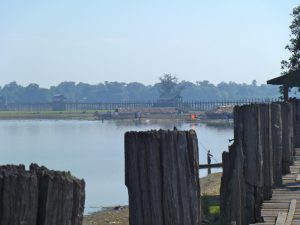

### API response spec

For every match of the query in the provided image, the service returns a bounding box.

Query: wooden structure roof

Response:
[267,71,300,87]
[267,70,300,100]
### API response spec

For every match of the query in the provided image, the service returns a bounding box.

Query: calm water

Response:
[0,120,232,213]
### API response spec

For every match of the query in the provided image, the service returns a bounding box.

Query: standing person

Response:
[207,150,213,175]
[207,150,213,164]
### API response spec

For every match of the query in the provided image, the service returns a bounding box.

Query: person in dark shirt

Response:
[207,150,213,175]
[207,150,213,165]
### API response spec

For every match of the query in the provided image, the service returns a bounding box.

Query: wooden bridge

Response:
[2,98,280,112]
[252,148,300,225]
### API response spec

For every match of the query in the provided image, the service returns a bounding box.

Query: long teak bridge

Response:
[0,98,280,112]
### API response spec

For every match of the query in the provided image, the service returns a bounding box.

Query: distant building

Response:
[155,96,182,107]
[52,94,66,111]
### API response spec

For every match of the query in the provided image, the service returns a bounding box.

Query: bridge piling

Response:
[220,100,299,225]
[125,129,201,225]
[0,164,85,225]
[271,103,283,186]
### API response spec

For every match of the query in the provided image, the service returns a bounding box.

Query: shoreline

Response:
[0,111,97,120]
[83,172,222,225]
[0,111,233,127]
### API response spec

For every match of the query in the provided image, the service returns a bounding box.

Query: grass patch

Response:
[0,110,114,120]
[202,195,221,225]
[209,205,220,215]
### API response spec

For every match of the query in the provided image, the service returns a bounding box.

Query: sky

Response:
[0,0,299,88]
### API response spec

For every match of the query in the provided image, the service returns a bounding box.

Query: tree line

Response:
[0,80,280,103]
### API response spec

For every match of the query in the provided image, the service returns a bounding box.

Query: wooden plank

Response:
[199,163,222,169]
[250,224,274,225]
[275,212,287,225]
[262,211,288,216]
[285,199,297,225]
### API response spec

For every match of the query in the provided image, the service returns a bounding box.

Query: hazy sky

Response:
[0,1,299,87]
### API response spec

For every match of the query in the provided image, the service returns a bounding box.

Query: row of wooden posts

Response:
[124,100,300,225]
[220,100,299,225]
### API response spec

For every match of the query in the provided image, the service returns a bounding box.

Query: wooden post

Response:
[258,104,273,199]
[125,129,201,225]
[281,102,293,174]
[221,104,265,225]
[271,103,283,186]
[283,85,289,101]
[0,164,85,225]
[291,99,300,148]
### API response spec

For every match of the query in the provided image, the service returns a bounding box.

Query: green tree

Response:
[281,6,300,72]
[22,83,48,103]
[281,5,300,98]
[158,74,182,100]
[0,80,280,103]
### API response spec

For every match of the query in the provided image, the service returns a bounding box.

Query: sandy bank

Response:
[83,172,222,225]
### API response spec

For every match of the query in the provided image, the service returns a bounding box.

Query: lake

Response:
[0,119,233,213]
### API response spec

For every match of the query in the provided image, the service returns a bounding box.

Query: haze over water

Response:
[0,120,232,213]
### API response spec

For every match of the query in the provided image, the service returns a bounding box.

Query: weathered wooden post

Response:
[220,142,245,225]
[221,104,265,225]
[238,105,264,224]
[292,99,300,149]
[258,104,273,199]
[0,164,85,225]
[31,164,85,225]
[281,102,294,174]
[0,165,39,225]
[125,129,201,225]
[271,103,283,186]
